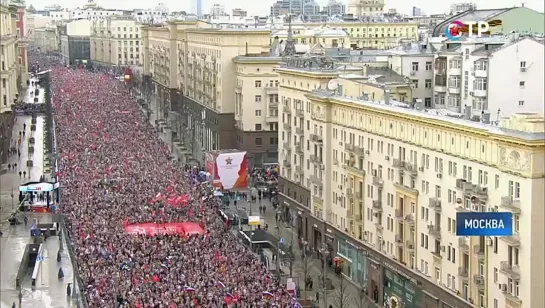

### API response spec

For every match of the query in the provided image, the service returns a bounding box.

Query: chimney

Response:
[481,111,491,124]
[464,105,471,120]
[384,89,391,104]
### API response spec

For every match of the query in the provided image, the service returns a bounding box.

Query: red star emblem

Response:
[225,157,233,165]
[449,25,460,36]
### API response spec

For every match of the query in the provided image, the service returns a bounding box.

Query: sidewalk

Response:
[232,194,373,308]
[0,78,75,308]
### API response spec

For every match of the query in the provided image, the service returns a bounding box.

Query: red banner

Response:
[124,222,204,236]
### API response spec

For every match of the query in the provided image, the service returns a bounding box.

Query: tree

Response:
[353,287,372,308]
[11,0,25,4]
[332,273,353,308]
[297,248,314,300]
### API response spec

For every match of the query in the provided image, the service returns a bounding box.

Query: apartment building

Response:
[386,43,434,106]
[433,36,544,120]
[299,20,418,50]
[90,17,144,66]
[0,1,21,163]
[60,19,91,65]
[347,0,385,17]
[277,60,545,308]
[142,22,271,164]
[272,26,351,49]
[33,26,59,52]
[233,56,282,167]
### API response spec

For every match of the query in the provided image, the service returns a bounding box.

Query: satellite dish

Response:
[327,79,338,91]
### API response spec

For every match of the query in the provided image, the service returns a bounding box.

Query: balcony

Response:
[434,84,447,93]
[343,163,364,175]
[473,245,485,259]
[500,196,521,214]
[393,158,405,168]
[428,224,441,239]
[309,175,323,187]
[372,176,384,187]
[472,89,487,97]
[283,142,290,149]
[295,145,303,154]
[455,205,470,212]
[345,144,355,152]
[406,240,415,251]
[310,134,323,143]
[346,188,354,198]
[473,274,485,288]
[500,233,521,247]
[264,86,278,94]
[355,214,363,222]
[458,267,469,278]
[282,160,291,169]
[295,165,304,176]
[474,69,487,78]
[295,109,304,117]
[310,155,322,165]
[283,123,292,131]
[448,86,461,94]
[458,237,469,252]
[347,210,354,219]
[500,262,520,279]
[282,105,292,113]
[428,197,441,212]
[295,127,304,135]
[265,114,278,123]
[356,191,363,199]
[375,223,383,232]
[404,214,415,226]
[404,163,418,175]
[432,250,442,263]
[394,209,403,219]
[395,235,403,246]
[372,200,383,212]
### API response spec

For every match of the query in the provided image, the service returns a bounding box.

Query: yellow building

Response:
[277,59,545,308]
[1,2,20,113]
[338,66,414,102]
[299,21,419,49]
[233,56,282,165]
[271,26,351,49]
[142,21,271,164]
[90,16,144,66]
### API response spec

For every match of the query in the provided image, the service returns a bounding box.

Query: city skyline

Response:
[26,0,545,17]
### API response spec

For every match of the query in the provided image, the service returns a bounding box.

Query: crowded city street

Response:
[49,66,301,307]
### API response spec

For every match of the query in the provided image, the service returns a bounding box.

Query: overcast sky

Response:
[27,0,544,17]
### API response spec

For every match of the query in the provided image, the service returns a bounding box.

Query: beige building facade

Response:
[277,61,545,308]
[1,2,20,113]
[142,21,271,164]
[33,27,60,52]
[233,56,282,166]
[90,17,144,66]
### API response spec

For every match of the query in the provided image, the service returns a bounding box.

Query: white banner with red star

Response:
[214,151,248,190]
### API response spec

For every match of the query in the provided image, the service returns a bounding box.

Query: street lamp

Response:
[321,247,329,308]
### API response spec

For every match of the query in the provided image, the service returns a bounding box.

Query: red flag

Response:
[152,275,160,283]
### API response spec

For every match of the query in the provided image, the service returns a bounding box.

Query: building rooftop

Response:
[340,67,409,85]
[307,90,545,142]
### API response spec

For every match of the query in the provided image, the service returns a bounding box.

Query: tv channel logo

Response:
[446,20,491,40]
[456,212,513,236]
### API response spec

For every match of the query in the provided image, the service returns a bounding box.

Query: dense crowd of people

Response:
[46,66,298,307]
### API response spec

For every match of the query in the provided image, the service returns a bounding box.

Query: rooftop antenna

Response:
[283,15,296,56]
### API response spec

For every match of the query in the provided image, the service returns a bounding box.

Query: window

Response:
[424,97,432,107]
[411,62,419,71]
[255,110,262,117]
[425,61,432,70]
[520,61,526,68]
[255,124,262,131]
[425,79,432,88]
[519,81,525,88]
[474,78,487,91]
[255,95,262,102]
[508,181,520,198]
[255,80,262,87]
[412,80,418,88]
[518,100,524,106]
[255,138,262,146]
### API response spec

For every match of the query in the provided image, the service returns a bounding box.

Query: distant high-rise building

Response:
[324,0,345,16]
[210,4,226,17]
[191,0,203,17]
[450,2,476,15]
[412,6,422,16]
[270,0,321,17]
[347,0,385,17]
[232,8,248,17]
